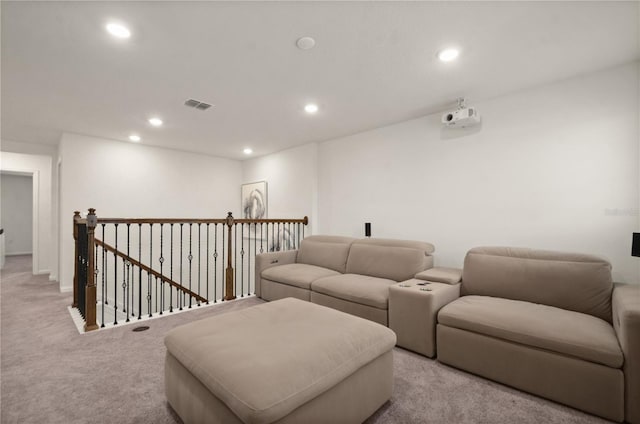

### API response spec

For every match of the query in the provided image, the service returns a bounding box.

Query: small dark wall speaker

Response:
[632,233,640,257]
[365,222,371,237]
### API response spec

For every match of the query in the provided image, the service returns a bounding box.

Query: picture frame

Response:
[241,180,268,220]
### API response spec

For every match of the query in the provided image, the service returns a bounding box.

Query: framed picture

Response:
[241,181,267,220]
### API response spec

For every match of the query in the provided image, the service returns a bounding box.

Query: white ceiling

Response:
[2,1,639,160]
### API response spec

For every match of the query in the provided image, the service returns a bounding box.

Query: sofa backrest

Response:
[296,235,356,273]
[346,238,435,282]
[461,247,613,323]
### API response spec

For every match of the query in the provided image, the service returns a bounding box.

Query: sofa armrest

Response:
[415,267,462,285]
[255,250,298,298]
[389,280,461,357]
[612,283,640,424]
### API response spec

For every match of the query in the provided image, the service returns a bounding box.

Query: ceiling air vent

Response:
[184,98,213,111]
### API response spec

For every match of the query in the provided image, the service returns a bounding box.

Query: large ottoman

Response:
[164,297,396,424]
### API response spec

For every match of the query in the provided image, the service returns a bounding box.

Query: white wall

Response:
[0,151,53,275]
[58,133,243,292]
[318,62,639,283]
[1,174,33,255]
[242,143,318,234]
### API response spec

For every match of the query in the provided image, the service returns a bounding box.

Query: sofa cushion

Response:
[312,274,395,309]
[261,263,340,290]
[296,235,356,274]
[346,239,433,282]
[165,298,396,424]
[461,247,613,323]
[355,238,435,254]
[438,295,623,368]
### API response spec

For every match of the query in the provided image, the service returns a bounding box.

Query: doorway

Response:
[0,172,35,271]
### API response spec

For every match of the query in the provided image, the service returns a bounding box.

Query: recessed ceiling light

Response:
[148,117,163,127]
[128,134,141,142]
[296,36,316,50]
[304,104,319,114]
[243,148,253,155]
[438,48,460,62]
[106,22,131,39]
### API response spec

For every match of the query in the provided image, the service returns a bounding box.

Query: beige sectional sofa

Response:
[256,239,640,422]
[255,235,435,325]
[437,247,640,423]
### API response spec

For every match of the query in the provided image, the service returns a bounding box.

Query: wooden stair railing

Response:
[72,209,308,331]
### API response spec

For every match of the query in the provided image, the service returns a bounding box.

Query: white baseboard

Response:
[35,269,50,275]
[67,306,86,334]
[59,286,73,293]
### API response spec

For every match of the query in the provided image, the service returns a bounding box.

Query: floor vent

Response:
[184,98,213,111]
[132,326,150,332]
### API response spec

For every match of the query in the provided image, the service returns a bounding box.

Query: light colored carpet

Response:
[1,255,612,424]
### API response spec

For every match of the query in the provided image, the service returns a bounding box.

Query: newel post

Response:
[224,212,236,301]
[84,208,99,332]
[72,211,81,308]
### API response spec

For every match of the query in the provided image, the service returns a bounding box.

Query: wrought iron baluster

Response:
[272,222,276,251]
[267,222,274,252]
[260,223,264,253]
[138,224,142,320]
[159,223,164,315]
[101,224,106,327]
[170,223,174,313]
[188,223,193,308]
[154,277,159,315]
[240,223,244,297]
[146,273,152,317]
[234,223,238,296]
[197,223,201,306]
[180,223,184,311]
[113,224,119,325]
[213,224,218,303]
[253,223,257,294]
[125,223,131,322]
[247,223,250,296]
[148,224,153,317]
[122,243,126,316]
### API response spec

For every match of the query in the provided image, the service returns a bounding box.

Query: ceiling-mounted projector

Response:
[442,98,481,128]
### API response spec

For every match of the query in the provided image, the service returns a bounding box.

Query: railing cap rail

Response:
[93,217,308,225]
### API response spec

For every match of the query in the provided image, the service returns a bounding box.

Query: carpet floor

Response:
[1,255,613,424]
